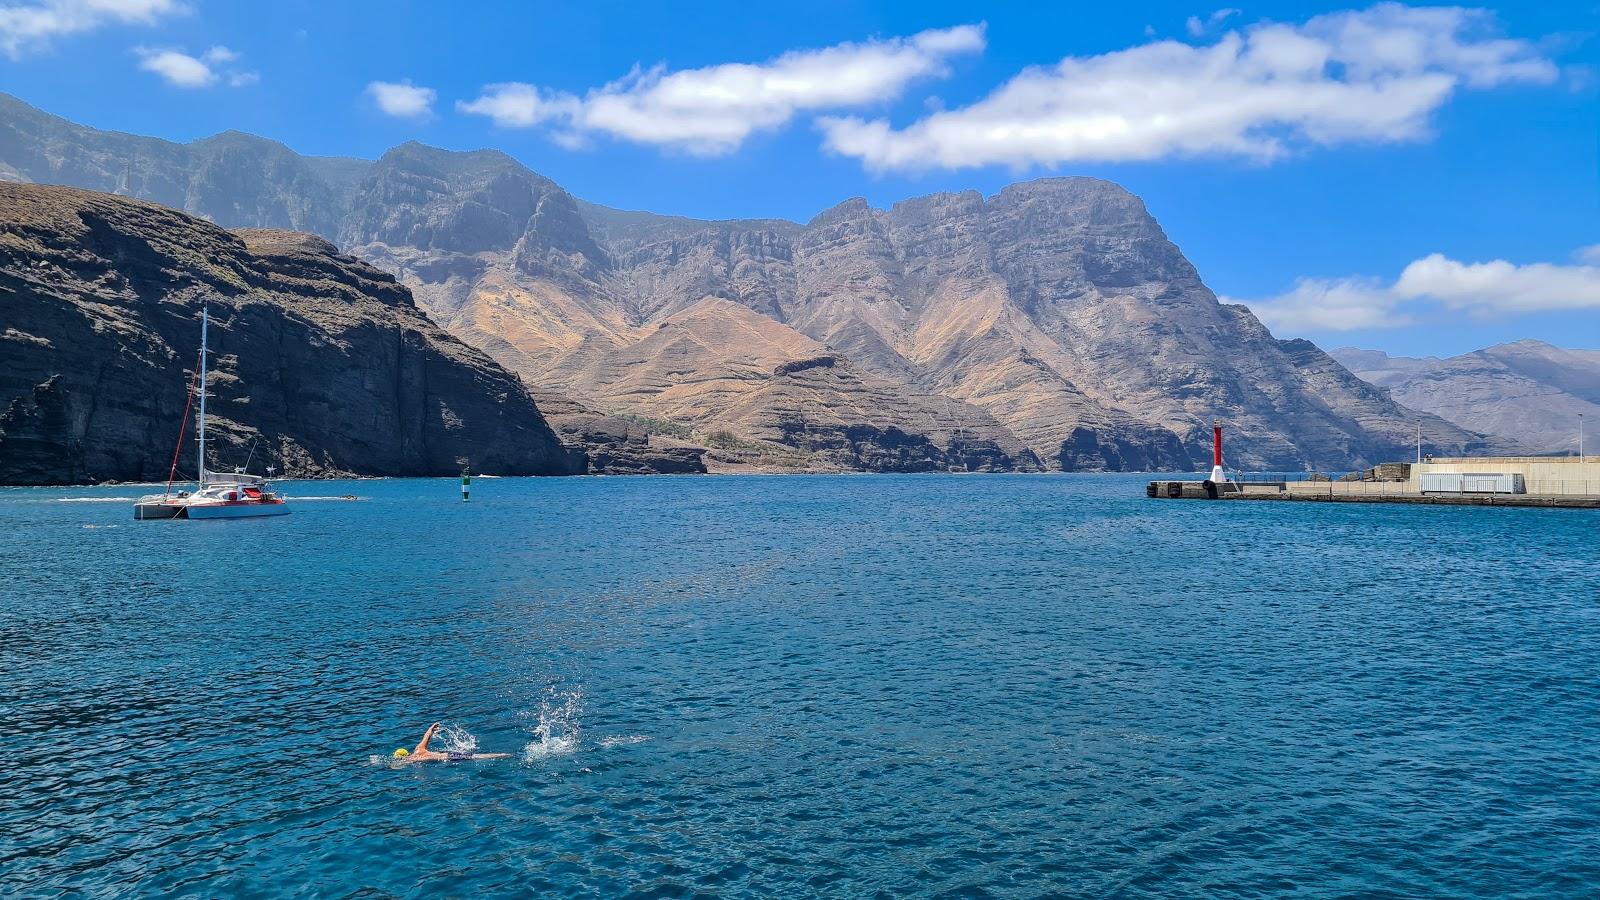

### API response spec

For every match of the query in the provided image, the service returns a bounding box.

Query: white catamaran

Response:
[133,307,290,520]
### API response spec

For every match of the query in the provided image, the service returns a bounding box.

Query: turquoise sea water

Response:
[3,474,1599,897]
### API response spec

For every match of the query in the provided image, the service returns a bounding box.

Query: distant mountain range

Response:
[1333,341,1600,455]
[0,91,1501,474]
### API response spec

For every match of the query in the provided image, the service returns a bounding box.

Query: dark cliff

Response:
[0,183,583,484]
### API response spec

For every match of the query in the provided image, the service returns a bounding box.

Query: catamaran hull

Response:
[133,502,184,520]
[182,502,291,519]
[133,501,290,520]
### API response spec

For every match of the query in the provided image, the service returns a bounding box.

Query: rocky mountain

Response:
[0,182,584,484]
[0,92,1495,472]
[0,94,366,237]
[327,142,1043,471]
[366,166,1486,471]
[1333,341,1600,454]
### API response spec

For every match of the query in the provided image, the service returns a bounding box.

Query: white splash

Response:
[523,689,583,761]
[598,735,650,749]
[435,723,479,755]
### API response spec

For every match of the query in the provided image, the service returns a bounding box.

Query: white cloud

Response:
[457,24,985,155]
[820,4,1557,172]
[0,0,181,58]
[1394,253,1600,314]
[457,82,576,128]
[136,46,212,86]
[1233,248,1600,333]
[1187,8,1240,38]
[135,44,253,89]
[367,79,436,119]
[1575,245,1600,265]
[1226,276,1413,332]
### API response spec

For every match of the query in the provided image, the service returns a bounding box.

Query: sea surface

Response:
[3,474,1598,897]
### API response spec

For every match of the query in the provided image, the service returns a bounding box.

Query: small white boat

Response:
[134,307,291,521]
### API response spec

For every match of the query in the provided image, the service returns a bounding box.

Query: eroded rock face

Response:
[535,176,1488,470]
[532,177,1486,471]
[0,184,582,484]
[554,299,1040,472]
[528,390,707,475]
[0,92,1497,473]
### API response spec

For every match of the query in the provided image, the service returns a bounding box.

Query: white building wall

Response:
[1408,458,1600,496]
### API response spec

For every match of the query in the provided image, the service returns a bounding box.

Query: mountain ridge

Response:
[1333,341,1600,454]
[0,92,1498,472]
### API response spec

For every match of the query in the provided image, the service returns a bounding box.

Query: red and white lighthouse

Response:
[1209,421,1228,484]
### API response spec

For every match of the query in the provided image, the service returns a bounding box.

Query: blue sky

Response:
[2,0,1596,357]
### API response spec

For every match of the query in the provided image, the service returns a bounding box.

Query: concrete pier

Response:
[1148,457,1600,509]
[1147,482,1600,509]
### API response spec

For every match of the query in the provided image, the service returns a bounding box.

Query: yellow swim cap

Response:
[393,748,409,758]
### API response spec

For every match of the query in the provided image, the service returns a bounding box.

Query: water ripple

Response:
[2,475,1598,896]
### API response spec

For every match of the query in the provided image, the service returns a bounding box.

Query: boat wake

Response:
[523,689,583,761]
[57,497,138,503]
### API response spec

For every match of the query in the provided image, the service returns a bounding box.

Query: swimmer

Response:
[392,721,512,763]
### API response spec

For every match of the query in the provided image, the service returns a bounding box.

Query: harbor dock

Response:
[1149,457,1600,509]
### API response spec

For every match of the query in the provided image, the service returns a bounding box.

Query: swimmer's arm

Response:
[414,721,441,754]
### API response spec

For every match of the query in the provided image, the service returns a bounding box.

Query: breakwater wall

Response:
[1146,479,1600,509]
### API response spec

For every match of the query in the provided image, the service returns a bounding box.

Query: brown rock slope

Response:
[558,298,1038,472]
[1334,341,1599,454]
[0,183,582,484]
[770,182,1492,469]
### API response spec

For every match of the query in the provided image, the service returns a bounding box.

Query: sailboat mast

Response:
[197,306,208,486]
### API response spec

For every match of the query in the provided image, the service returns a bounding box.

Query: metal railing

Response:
[1231,471,1357,484]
